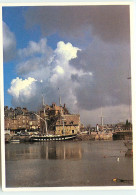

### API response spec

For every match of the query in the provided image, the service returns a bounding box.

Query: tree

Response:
[125,119,132,130]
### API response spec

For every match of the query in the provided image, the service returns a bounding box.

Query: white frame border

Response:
[0,0,136,192]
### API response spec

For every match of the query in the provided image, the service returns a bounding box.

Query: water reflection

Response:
[6,141,133,187]
[5,142,82,161]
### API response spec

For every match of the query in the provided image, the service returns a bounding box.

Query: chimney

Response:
[52,103,56,108]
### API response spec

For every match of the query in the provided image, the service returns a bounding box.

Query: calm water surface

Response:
[5,140,133,187]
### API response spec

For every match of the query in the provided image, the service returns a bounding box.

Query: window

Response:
[70,121,74,125]
[72,130,74,134]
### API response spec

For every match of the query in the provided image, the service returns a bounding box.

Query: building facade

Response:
[55,114,80,135]
[4,106,40,134]
[4,104,80,135]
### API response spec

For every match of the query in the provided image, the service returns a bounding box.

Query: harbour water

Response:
[5,140,133,187]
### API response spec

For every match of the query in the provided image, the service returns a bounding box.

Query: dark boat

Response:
[30,134,77,142]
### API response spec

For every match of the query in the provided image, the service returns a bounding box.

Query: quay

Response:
[113,130,132,140]
[5,130,133,143]
[5,134,77,143]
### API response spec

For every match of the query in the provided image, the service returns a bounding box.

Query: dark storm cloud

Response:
[70,37,131,110]
[24,5,130,44]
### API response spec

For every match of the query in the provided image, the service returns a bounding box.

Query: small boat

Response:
[10,139,20,143]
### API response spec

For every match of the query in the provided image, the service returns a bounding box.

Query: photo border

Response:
[0,0,136,192]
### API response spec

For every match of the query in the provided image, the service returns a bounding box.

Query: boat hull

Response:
[30,134,77,142]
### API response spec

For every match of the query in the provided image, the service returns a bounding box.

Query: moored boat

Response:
[10,139,20,143]
[30,95,78,142]
[30,134,77,142]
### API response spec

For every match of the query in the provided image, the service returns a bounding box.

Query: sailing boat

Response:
[30,96,77,142]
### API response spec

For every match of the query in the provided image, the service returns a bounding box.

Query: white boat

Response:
[10,139,20,143]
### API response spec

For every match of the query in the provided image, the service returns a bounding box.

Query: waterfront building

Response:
[55,114,80,135]
[4,106,40,134]
[4,103,80,135]
[40,103,73,135]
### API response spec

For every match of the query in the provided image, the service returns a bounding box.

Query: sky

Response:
[2,5,131,126]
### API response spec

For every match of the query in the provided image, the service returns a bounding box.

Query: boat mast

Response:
[100,107,104,127]
[42,95,48,135]
[99,107,104,131]
[58,88,65,135]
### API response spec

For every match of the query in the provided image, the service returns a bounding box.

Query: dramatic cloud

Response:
[3,22,16,62]
[70,37,131,111]
[9,39,92,112]
[50,41,81,83]
[25,5,130,44]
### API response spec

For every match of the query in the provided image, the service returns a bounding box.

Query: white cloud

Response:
[48,41,92,111]
[8,77,43,110]
[55,41,80,61]
[9,40,92,113]
[17,57,46,75]
[8,77,37,99]
[3,22,16,62]
[50,42,81,83]
[54,66,64,74]
[18,38,49,58]
[50,41,92,84]
[17,38,53,79]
